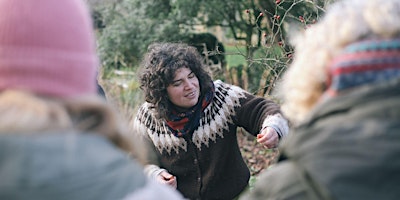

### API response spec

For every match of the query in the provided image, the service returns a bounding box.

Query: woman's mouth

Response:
[185,91,197,98]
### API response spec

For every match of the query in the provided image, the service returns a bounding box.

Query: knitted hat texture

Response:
[0,0,98,97]
[326,39,400,96]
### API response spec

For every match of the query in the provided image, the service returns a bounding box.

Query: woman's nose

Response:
[183,80,194,90]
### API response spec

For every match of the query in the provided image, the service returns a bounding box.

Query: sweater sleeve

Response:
[143,164,167,180]
[261,113,289,138]
[131,104,162,166]
[234,89,288,137]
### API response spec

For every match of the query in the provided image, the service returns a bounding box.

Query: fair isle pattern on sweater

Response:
[133,80,246,154]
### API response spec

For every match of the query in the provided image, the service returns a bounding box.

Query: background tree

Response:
[187,0,331,92]
[95,0,182,72]
[91,0,339,95]
[87,0,337,177]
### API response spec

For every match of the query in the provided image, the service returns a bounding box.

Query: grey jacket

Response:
[0,132,183,200]
[241,78,400,200]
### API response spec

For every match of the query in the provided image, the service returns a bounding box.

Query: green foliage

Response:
[248,176,257,190]
[99,68,143,123]
[250,45,289,94]
[88,0,336,180]
[223,43,288,94]
[96,0,184,71]
[94,0,327,73]
[225,45,247,68]
[92,0,333,101]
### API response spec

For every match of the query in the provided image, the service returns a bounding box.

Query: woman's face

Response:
[167,67,200,110]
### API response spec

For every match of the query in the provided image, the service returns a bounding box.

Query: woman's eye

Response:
[188,73,195,79]
[172,81,181,87]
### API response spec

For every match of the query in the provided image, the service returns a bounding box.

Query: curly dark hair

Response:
[139,42,213,119]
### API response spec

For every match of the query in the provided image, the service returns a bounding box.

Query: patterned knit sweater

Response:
[133,80,288,200]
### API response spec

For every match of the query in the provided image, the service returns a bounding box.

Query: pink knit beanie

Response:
[0,0,98,97]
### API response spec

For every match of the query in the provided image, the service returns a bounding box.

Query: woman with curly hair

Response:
[0,1,183,199]
[241,0,400,199]
[133,42,289,199]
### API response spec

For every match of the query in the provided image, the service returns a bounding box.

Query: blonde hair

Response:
[0,90,136,155]
[277,0,400,125]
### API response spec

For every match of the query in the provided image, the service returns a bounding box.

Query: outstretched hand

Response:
[157,171,177,189]
[257,127,279,149]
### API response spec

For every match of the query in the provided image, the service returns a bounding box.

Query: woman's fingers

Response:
[257,127,279,148]
[157,171,178,189]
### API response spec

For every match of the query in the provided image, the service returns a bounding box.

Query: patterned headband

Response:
[326,39,400,96]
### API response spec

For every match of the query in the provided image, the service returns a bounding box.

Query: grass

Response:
[224,44,285,67]
[224,45,247,68]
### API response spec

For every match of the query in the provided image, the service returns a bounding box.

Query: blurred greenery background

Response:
[86,0,336,177]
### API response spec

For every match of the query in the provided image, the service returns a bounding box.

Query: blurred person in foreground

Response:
[240,0,400,199]
[132,42,289,199]
[0,0,183,199]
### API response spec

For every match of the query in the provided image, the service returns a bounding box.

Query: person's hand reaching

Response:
[157,171,177,189]
[257,127,279,149]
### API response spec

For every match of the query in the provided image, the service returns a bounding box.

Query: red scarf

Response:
[166,84,214,137]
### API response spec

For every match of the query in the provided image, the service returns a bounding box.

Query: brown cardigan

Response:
[133,80,283,199]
